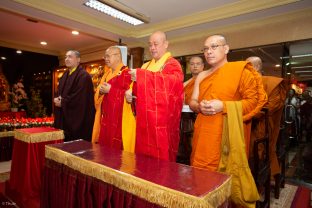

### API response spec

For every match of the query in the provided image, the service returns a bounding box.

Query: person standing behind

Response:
[246,56,287,178]
[126,31,184,162]
[54,50,95,142]
[97,46,135,152]
[184,56,205,105]
[189,35,267,207]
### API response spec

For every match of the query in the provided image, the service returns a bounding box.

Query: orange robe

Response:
[251,76,286,176]
[184,78,195,105]
[191,61,267,171]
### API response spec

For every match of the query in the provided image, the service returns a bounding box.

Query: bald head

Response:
[104,46,122,70]
[246,56,263,75]
[149,31,168,61]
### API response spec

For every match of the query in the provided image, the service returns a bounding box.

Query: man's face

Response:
[104,49,119,68]
[65,51,80,68]
[203,36,228,67]
[149,34,168,60]
[189,57,204,75]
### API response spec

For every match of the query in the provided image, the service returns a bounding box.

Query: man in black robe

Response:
[54,50,95,141]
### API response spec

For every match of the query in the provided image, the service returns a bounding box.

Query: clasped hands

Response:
[53,96,62,107]
[99,82,111,94]
[199,99,223,116]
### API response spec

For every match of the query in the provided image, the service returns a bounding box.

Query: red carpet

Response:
[291,186,311,208]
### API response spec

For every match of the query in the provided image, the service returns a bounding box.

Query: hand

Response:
[54,96,61,107]
[199,99,223,115]
[129,69,137,82]
[99,82,111,94]
[125,89,135,103]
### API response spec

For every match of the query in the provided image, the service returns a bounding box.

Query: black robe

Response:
[54,66,95,141]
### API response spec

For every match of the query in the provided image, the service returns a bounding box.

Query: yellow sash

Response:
[218,101,259,208]
[141,52,171,72]
[122,82,136,153]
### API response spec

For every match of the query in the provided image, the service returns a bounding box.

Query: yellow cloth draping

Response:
[0,131,14,137]
[141,52,172,72]
[14,129,64,143]
[121,82,136,153]
[218,101,259,208]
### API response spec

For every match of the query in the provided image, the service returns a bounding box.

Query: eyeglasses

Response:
[104,53,119,59]
[202,44,225,53]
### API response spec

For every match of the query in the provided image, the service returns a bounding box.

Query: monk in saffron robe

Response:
[247,56,287,177]
[54,50,95,141]
[190,35,267,208]
[97,46,135,152]
[126,31,184,161]
[184,56,205,105]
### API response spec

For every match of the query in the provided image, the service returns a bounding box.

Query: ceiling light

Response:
[40,41,47,45]
[291,66,312,69]
[275,64,280,67]
[287,72,291,75]
[292,54,312,58]
[72,30,79,35]
[286,62,290,66]
[16,50,22,54]
[1,57,6,60]
[84,0,149,26]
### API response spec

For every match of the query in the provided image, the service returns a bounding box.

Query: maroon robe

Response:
[54,66,95,141]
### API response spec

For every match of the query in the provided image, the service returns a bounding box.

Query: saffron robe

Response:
[251,76,286,176]
[191,61,267,171]
[98,66,133,150]
[134,56,184,161]
[54,66,95,141]
[184,77,195,105]
[92,65,120,143]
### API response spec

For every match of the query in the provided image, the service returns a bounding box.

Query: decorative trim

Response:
[14,129,64,143]
[0,131,14,138]
[45,145,232,208]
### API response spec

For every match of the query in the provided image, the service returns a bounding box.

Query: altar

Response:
[41,140,232,208]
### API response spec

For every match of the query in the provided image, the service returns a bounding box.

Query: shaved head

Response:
[104,46,122,70]
[148,31,168,61]
[246,56,263,75]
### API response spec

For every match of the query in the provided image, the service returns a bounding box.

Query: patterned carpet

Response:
[270,184,298,208]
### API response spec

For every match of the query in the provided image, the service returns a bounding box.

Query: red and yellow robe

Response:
[133,52,184,161]
[191,61,267,171]
[184,77,195,105]
[98,65,133,150]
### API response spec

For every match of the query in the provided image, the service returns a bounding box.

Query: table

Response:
[41,140,231,208]
[6,127,64,208]
[0,131,14,161]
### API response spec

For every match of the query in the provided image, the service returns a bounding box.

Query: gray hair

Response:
[68,50,81,58]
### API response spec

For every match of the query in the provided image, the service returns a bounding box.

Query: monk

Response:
[54,50,95,141]
[125,31,184,161]
[97,46,135,152]
[189,35,267,207]
[184,56,205,105]
[247,56,287,177]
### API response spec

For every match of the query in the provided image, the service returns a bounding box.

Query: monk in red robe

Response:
[125,31,184,161]
[184,56,205,105]
[54,50,95,141]
[97,46,134,151]
[247,56,287,177]
[189,35,267,207]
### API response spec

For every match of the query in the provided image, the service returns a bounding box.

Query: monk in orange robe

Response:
[126,31,184,162]
[184,56,204,105]
[190,35,267,207]
[96,46,135,151]
[247,56,287,177]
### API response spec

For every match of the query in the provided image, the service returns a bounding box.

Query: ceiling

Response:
[0,0,312,81]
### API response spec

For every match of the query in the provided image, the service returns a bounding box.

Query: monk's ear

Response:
[224,45,230,54]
